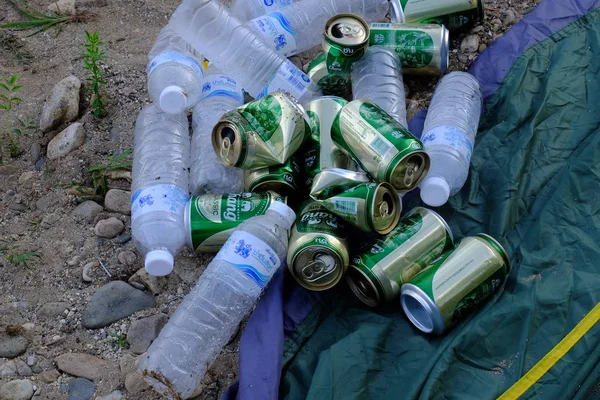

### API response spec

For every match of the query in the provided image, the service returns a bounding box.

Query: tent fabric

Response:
[224,0,600,399]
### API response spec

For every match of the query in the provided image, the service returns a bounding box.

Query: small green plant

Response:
[6,251,38,267]
[88,149,133,196]
[82,31,107,118]
[0,74,27,159]
[29,218,41,232]
[108,332,129,349]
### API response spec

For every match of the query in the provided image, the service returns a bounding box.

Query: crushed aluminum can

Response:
[306,53,352,99]
[322,14,370,75]
[245,154,302,202]
[388,0,484,33]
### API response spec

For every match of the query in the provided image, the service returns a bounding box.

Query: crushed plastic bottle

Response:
[147,25,205,114]
[352,46,408,128]
[190,66,245,195]
[131,104,190,276]
[170,0,318,103]
[140,202,296,399]
[419,72,483,207]
[229,0,297,21]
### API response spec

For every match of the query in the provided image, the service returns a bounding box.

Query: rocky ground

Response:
[0,0,541,399]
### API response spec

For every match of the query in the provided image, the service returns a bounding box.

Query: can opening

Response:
[346,266,380,307]
[221,126,236,145]
[401,294,434,334]
[331,23,346,39]
[301,253,336,282]
[404,157,423,187]
[381,192,394,216]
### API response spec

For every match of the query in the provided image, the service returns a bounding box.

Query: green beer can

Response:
[401,233,511,334]
[331,99,430,192]
[322,14,370,75]
[389,0,484,32]
[185,191,286,253]
[212,91,311,169]
[245,155,302,201]
[306,53,351,99]
[369,23,449,75]
[287,201,350,291]
[346,207,454,307]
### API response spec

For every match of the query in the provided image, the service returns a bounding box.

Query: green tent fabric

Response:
[280,7,600,400]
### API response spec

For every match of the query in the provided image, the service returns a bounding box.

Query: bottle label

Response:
[215,231,281,289]
[421,125,473,161]
[257,60,310,99]
[147,51,204,77]
[261,0,293,13]
[200,74,244,104]
[131,185,190,223]
[250,12,297,57]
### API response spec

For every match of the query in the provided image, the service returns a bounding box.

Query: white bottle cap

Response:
[420,177,451,207]
[145,250,174,276]
[159,86,187,114]
[268,202,296,229]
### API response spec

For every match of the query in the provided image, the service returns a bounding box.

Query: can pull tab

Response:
[332,22,364,39]
[378,200,389,217]
[301,254,336,282]
[404,161,419,187]
[220,137,232,158]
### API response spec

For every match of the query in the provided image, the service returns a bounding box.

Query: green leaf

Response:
[9,74,19,85]
[11,85,24,92]
[13,128,22,135]
[0,83,9,91]
[10,96,23,103]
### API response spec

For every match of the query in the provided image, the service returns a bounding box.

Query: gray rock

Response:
[72,201,103,224]
[117,251,137,267]
[128,268,167,295]
[114,232,131,244]
[41,212,61,227]
[124,371,151,395]
[14,360,32,377]
[36,195,58,212]
[55,353,110,381]
[0,379,34,400]
[25,355,35,367]
[96,391,124,400]
[94,218,124,239]
[471,25,484,33]
[47,0,76,15]
[37,369,61,383]
[39,76,81,133]
[34,158,45,172]
[47,123,85,160]
[68,377,95,400]
[0,335,28,359]
[30,143,41,164]
[18,171,36,185]
[127,314,168,355]
[37,302,69,319]
[104,189,130,215]
[9,203,27,213]
[118,353,138,376]
[458,53,469,64]
[460,34,480,53]
[0,361,17,378]
[502,9,517,26]
[0,165,18,176]
[82,281,156,329]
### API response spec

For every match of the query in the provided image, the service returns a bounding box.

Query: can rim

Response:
[388,0,405,24]
[212,118,243,167]
[346,265,382,307]
[324,14,370,48]
[439,25,450,75]
[184,198,193,249]
[400,283,445,334]
[422,207,454,245]
[371,182,401,234]
[291,246,345,291]
[250,180,296,199]
[476,233,511,273]
[389,151,431,193]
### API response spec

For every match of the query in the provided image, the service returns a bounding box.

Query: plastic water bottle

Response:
[190,66,245,195]
[419,72,482,207]
[246,0,390,57]
[140,202,296,399]
[131,104,190,276]
[170,0,317,104]
[229,0,297,21]
[352,46,408,128]
[147,25,205,114]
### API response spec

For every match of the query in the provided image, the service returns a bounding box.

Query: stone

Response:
[460,34,480,53]
[114,232,131,244]
[174,256,204,285]
[35,158,45,172]
[128,268,167,295]
[30,143,41,164]
[55,353,109,381]
[37,302,69,319]
[47,0,76,15]
[117,251,136,267]
[41,212,61,227]
[25,355,35,367]
[124,371,150,395]
[118,353,138,376]
[478,43,488,53]
[82,281,156,329]
[37,369,61,383]
[0,361,17,378]
[36,195,58,212]
[104,189,131,215]
[127,314,168,355]
[458,53,469,64]
[491,18,502,26]
[502,9,517,26]
[18,171,36,185]
[96,391,124,400]
[47,123,85,160]
[0,335,28,359]
[68,377,95,400]
[0,379,34,400]
[9,203,27,213]
[0,165,18,176]
[39,76,81,133]
[14,360,32,377]
[72,201,103,224]
[94,218,124,239]
[471,25,484,33]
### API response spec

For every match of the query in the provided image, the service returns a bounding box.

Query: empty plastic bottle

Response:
[147,25,205,114]
[246,0,390,57]
[131,104,190,276]
[229,0,297,21]
[190,66,245,195]
[170,0,317,103]
[140,202,296,399]
[352,46,408,128]
[419,72,482,207]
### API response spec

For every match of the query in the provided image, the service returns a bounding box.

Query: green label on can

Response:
[320,182,376,232]
[247,156,301,192]
[238,94,283,142]
[296,202,347,238]
[307,53,351,98]
[369,25,434,69]
[400,0,481,32]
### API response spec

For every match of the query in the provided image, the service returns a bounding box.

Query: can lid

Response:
[291,247,344,291]
[420,177,450,207]
[346,265,381,307]
[159,85,187,115]
[388,0,405,24]
[145,250,174,277]
[212,117,244,167]
[371,183,401,234]
[400,284,445,334]
[269,202,296,229]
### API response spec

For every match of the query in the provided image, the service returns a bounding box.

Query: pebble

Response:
[44,335,65,346]
[114,232,131,244]
[81,261,99,283]
[491,18,502,26]
[94,218,124,239]
[9,203,28,213]
[478,43,488,53]
[68,377,95,400]
[0,360,17,378]
[127,314,168,355]
[18,171,36,185]
[37,302,69,319]
[39,76,81,133]
[81,281,156,329]
[34,158,45,172]
[104,189,131,215]
[124,371,151,395]
[471,25,484,33]
[72,201,103,224]
[41,212,61,227]
[129,268,167,295]
[0,379,34,400]
[30,143,41,164]
[0,335,28,359]
[0,165,18,176]
[117,251,137,267]
[13,360,32,377]
[458,53,469,64]
[460,34,480,53]
[26,355,36,367]
[118,353,138,376]
[96,390,124,400]
[37,369,61,383]
[36,195,58,212]
[55,353,110,381]
[47,0,76,15]
[47,123,85,160]
[502,9,517,26]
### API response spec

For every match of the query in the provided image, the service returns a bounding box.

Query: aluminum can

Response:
[212,91,311,169]
[306,53,351,99]
[245,155,302,200]
[287,201,350,291]
[346,207,453,307]
[389,0,484,32]
[185,191,286,253]
[401,233,510,334]
[369,23,449,75]
[331,99,430,192]
[322,14,370,74]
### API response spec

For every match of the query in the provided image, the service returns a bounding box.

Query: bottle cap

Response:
[145,250,174,276]
[159,86,187,114]
[420,177,450,207]
[268,202,296,229]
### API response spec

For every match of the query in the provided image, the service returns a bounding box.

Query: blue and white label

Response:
[257,60,310,99]
[147,51,204,77]
[131,185,190,223]
[215,231,281,289]
[261,0,292,12]
[200,74,244,104]
[421,126,474,162]
[250,12,297,57]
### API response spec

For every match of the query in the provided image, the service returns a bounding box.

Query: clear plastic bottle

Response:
[190,66,245,195]
[140,202,296,399]
[229,0,297,21]
[246,0,389,57]
[419,72,482,207]
[147,25,205,114]
[352,46,408,128]
[131,104,190,276]
[170,0,317,103]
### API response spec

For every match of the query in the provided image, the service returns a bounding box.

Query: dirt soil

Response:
[0,0,541,399]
